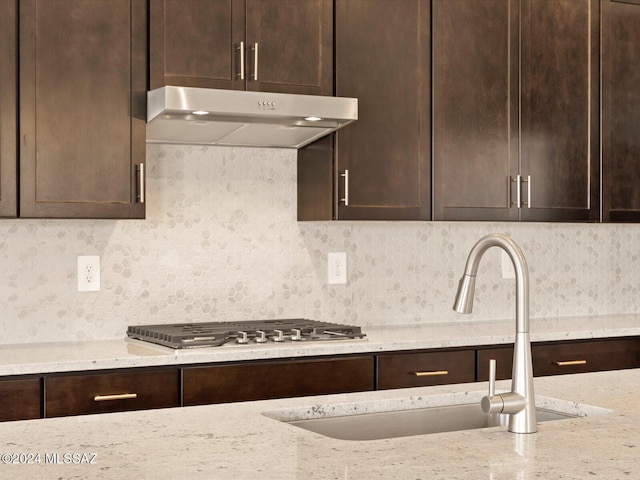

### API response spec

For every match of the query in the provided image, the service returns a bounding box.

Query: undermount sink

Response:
[264,392,610,441]
[286,403,571,440]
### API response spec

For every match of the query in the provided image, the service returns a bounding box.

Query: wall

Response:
[0,144,638,344]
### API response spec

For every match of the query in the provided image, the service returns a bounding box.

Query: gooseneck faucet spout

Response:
[453,233,536,434]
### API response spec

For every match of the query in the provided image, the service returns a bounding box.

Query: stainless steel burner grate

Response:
[127,319,366,348]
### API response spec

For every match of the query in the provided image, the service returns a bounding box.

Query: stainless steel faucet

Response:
[453,233,537,434]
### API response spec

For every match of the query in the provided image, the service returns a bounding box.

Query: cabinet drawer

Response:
[533,337,640,376]
[0,378,41,422]
[183,356,374,406]
[478,337,640,380]
[477,347,514,381]
[376,350,476,390]
[44,369,180,418]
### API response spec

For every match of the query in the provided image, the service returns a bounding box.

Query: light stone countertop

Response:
[1,313,640,375]
[0,368,637,479]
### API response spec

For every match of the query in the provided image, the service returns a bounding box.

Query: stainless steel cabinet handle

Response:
[341,170,349,206]
[251,43,259,80]
[553,360,587,367]
[412,370,449,377]
[522,175,531,208]
[510,175,531,209]
[238,41,245,80]
[511,175,520,207]
[137,163,144,204]
[93,393,138,402]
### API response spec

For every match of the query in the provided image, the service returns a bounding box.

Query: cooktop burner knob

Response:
[237,331,249,344]
[255,330,267,343]
[273,329,285,342]
[291,328,302,341]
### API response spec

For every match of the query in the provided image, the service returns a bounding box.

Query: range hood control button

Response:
[255,330,267,343]
[273,329,285,342]
[237,331,249,344]
[291,328,302,341]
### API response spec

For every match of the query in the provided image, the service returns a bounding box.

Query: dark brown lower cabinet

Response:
[477,346,515,381]
[0,378,41,422]
[376,349,476,390]
[0,336,637,423]
[533,337,640,376]
[477,337,640,381]
[44,369,180,418]
[183,356,374,406]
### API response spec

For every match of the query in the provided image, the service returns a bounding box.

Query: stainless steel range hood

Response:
[146,86,357,149]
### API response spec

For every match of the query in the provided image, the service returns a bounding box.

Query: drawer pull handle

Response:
[553,360,587,367]
[413,370,449,377]
[93,393,138,402]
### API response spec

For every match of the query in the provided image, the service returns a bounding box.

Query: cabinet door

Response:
[183,356,374,406]
[433,0,519,221]
[376,349,476,390]
[150,0,246,90]
[245,0,332,95]
[44,369,180,418]
[334,0,430,220]
[0,0,17,217]
[0,378,41,422]
[602,0,640,222]
[519,0,599,222]
[19,0,146,219]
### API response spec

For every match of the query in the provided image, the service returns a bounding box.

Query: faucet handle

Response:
[481,358,504,414]
[488,358,496,397]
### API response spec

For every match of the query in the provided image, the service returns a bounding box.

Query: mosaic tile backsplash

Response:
[0,144,638,344]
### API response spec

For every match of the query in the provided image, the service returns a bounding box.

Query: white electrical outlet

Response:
[501,250,515,279]
[328,252,347,285]
[77,255,101,292]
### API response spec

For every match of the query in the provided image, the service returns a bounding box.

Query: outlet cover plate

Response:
[328,252,347,285]
[501,251,515,279]
[78,255,101,292]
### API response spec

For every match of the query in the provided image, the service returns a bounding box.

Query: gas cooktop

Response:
[126,319,366,349]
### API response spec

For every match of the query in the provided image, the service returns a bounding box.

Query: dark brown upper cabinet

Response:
[298,0,431,221]
[150,0,333,96]
[519,0,599,222]
[433,0,599,222]
[602,0,640,222]
[432,0,518,222]
[0,0,17,217]
[19,0,146,219]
